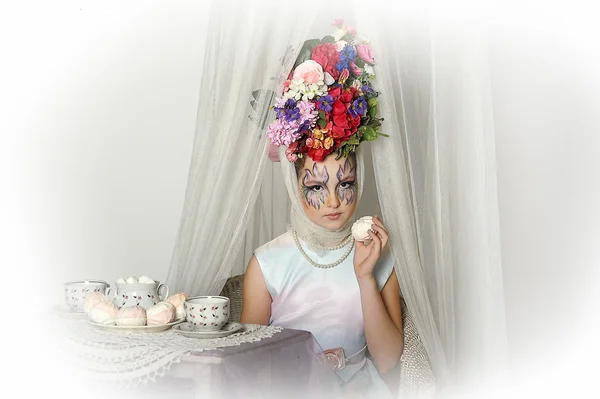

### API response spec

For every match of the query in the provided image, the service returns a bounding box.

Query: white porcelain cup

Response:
[184,296,230,331]
[64,280,110,312]
[107,281,169,310]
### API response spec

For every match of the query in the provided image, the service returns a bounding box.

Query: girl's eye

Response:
[340,181,355,189]
[308,185,323,192]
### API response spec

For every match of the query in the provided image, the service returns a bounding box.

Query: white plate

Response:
[173,322,245,339]
[51,304,88,319]
[88,318,185,333]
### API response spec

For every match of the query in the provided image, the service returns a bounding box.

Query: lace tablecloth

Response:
[55,317,284,386]
[52,315,338,399]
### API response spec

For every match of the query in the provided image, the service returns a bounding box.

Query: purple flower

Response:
[317,95,334,112]
[274,98,300,122]
[349,97,367,117]
[361,85,375,98]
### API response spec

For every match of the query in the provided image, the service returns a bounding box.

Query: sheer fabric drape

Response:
[167,0,507,393]
[166,2,312,295]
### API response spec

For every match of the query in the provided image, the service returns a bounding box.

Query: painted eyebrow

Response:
[336,160,356,182]
[302,179,328,185]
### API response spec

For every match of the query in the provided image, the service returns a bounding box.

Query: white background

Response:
[3,0,599,397]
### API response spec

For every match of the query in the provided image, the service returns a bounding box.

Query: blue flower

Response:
[336,46,357,72]
[349,97,367,117]
[317,95,334,112]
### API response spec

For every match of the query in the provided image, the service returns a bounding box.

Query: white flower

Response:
[364,64,375,77]
[335,40,347,51]
[355,33,370,44]
[324,72,335,85]
[333,28,347,41]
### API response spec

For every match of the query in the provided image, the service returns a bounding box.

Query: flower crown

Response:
[267,19,387,163]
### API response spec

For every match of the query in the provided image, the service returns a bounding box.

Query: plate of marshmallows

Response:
[83,276,189,333]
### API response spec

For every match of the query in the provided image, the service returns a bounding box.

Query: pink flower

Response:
[338,68,350,85]
[332,19,344,28]
[285,141,299,162]
[283,79,290,93]
[305,137,314,148]
[343,24,357,36]
[323,347,345,371]
[350,61,362,76]
[357,44,374,64]
[292,60,324,85]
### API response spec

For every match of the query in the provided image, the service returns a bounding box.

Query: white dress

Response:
[254,231,395,398]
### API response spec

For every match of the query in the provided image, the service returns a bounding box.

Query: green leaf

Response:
[346,135,360,145]
[368,98,378,108]
[318,111,325,119]
[317,119,326,128]
[354,58,365,68]
[363,126,377,141]
[322,35,335,43]
[369,104,378,119]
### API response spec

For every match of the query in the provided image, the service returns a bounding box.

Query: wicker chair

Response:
[220,274,436,396]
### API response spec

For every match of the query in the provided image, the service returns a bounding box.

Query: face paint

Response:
[301,163,329,210]
[336,158,356,205]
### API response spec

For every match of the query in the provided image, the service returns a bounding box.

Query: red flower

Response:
[311,43,340,79]
[339,90,353,103]
[331,100,346,116]
[307,147,328,162]
[328,87,342,99]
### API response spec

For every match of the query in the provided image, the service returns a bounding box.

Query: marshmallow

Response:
[116,306,146,326]
[125,276,138,284]
[84,292,109,315]
[146,302,175,326]
[138,275,155,284]
[166,293,189,320]
[351,216,374,241]
[88,301,118,325]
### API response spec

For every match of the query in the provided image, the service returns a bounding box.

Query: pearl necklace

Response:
[292,230,355,269]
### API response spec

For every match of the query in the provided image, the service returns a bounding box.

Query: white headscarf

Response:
[278,145,365,249]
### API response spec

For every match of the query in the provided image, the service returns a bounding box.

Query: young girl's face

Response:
[297,153,357,231]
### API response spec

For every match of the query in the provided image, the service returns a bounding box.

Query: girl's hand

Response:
[353,216,389,281]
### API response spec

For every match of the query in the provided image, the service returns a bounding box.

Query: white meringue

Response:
[138,275,155,284]
[166,293,188,320]
[146,302,175,325]
[84,292,109,314]
[125,276,138,284]
[116,277,126,284]
[88,301,118,325]
[351,216,374,241]
[116,306,146,326]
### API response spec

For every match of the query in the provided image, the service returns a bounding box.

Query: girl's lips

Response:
[326,213,341,220]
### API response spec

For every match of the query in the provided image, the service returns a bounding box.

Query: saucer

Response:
[88,318,185,333]
[51,304,88,319]
[173,322,244,339]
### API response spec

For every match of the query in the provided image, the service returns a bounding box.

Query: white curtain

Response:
[165,1,314,295]
[167,0,507,394]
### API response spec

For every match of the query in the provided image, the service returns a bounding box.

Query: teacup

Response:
[107,281,169,310]
[64,280,110,312]
[184,296,229,331]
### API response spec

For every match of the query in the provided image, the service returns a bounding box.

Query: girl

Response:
[241,149,403,396]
